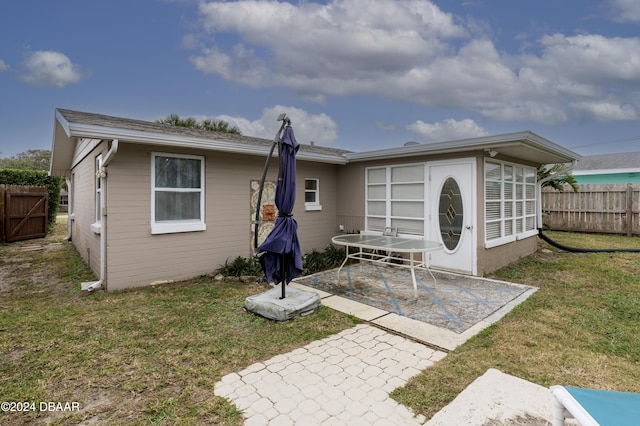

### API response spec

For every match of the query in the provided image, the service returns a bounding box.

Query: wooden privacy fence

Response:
[0,184,49,243]
[542,184,640,236]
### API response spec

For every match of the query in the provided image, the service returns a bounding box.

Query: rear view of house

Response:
[50,109,347,291]
[50,108,579,291]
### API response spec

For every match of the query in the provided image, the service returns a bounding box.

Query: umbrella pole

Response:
[280,253,287,299]
[253,116,289,254]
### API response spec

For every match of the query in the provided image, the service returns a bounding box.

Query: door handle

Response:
[466,225,473,230]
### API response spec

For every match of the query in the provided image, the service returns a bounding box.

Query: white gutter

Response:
[64,121,348,165]
[345,131,577,162]
[536,160,577,229]
[81,139,119,292]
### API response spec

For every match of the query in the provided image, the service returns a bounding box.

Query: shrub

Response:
[303,244,346,275]
[214,245,348,280]
[215,256,263,277]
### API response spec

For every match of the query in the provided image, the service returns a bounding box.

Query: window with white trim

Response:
[304,178,322,211]
[366,164,425,236]
[485,160,537,247]
[151,152,206,234]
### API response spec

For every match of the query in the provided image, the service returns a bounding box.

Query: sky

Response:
[1,0,639,159]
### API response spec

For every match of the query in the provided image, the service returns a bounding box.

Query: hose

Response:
[537,228,640,253]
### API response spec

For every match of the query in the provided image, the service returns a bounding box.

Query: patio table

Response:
[331,234,443,298]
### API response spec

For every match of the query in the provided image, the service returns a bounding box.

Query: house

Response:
[572,152,640,184]
[59,188,69,212]
[50,109,579,291]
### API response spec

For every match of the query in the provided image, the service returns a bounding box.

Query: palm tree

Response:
[157,114,241,135]
[537,163,579,192]
[200,119,241,134]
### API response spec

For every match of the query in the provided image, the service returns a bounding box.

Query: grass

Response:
[0,218,361,425]
[2,222,640,424]
[392,230,640,419]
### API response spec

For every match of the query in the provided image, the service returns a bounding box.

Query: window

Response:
[304,178,322,211]
[91,155,103,234]
[151,153,205,234]
[485,160,537,247]
[366,164,425,236]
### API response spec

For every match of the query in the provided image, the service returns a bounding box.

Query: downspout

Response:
[82,139,119,292]
[64,176,73,241]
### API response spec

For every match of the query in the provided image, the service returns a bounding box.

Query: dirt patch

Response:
[0,233,87,298]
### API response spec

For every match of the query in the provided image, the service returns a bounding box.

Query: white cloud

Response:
[213,105,339,146]
[20,50,83,87]
[570,101,636,121]
[407,118,488,142]
[0,59,9,72]
[191,0,465,91]
[610,0,640,22]
[190,0,640,125]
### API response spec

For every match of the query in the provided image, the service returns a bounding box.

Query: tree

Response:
[537,163,579,192]
[156,114,241,135]
[0,149,51,171]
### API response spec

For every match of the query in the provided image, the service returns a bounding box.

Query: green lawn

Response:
[1,222,639,424]
[0,220,361,425]
[393,230,640,419]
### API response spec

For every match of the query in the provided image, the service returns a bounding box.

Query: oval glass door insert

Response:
[438,177,464,251]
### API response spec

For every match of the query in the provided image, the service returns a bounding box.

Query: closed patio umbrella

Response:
[257,122,303,299]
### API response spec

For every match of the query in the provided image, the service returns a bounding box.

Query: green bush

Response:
[214,244,348,280]
[303,244,346,275]
[0,169,62,233]
[215,256,263,277]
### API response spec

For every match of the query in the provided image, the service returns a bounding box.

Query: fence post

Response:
[628,184,633,237]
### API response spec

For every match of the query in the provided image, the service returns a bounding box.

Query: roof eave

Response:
[63,122,348,165]
[346,131,580,164]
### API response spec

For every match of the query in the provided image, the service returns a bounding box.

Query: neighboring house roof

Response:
[50,108,581,176]
[572,152,640,175]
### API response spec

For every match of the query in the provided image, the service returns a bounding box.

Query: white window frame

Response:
[484,159,538,248]
[90,155,103,234]
[304,178,322,211]
[365,163,426,237]
[151,152,206,235]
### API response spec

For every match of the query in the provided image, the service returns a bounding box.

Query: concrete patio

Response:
[216,264,551,425]
[291,263,537,351]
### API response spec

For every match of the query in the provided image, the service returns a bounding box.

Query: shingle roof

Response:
[574,152,640,171]
[56,109,352,158]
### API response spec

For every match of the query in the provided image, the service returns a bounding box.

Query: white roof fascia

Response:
[573,168,640,175]
[346,131,579,163]
[55,109,72,138]
[64,122,347,165]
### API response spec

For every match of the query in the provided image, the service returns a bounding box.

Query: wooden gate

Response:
[0,185,49,243]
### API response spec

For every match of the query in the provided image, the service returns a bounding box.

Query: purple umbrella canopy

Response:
[258,125,303,296]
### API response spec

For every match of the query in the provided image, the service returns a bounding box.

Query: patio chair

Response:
[551,385,640,426]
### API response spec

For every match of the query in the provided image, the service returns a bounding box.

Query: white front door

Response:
[428,159,476,274]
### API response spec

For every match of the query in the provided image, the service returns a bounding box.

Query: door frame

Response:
[428,158,477,275]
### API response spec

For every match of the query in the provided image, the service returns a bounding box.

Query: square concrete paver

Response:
[214,324,447,425]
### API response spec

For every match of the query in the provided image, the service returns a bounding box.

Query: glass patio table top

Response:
[331,234,442,253]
